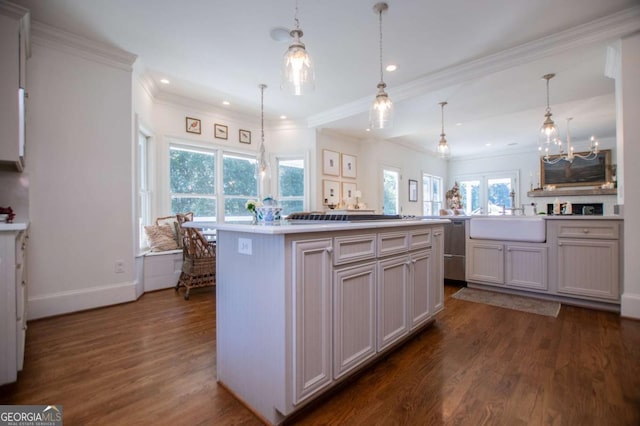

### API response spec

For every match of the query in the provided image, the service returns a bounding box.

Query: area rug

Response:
[452,287,561,317]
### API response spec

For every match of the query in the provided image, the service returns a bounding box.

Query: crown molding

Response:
[307,5,640,128]
[31,21,137,71]
[0,1,29,20]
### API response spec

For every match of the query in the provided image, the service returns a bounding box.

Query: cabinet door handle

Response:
[558,242,563,246]
[325,247,333,254]
[434,232,442,236]
[498,248,503,252]
[582,229,589,233]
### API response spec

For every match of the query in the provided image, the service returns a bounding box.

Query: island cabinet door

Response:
[292,238,333,404]
[431,226,444,314]
[377,254,410,351]
[467,241,504,285]
[409,249,432,330]
[333,262,377,380]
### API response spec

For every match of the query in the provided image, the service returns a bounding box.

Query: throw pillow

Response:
[144,224,179,252]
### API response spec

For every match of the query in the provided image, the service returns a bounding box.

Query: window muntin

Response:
[277,158,305,216]
[456,172,518,215]
[222,153,258,222]
[170,146,217,220]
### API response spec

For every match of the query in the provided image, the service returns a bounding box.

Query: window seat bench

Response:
[142,249,183,292]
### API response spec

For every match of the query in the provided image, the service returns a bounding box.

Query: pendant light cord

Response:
[378,7,384,84]
[294,0,300,30]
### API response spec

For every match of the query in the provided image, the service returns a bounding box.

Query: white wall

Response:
[25,28,136,319]
[316,131,447,215]
[620,33,640,319]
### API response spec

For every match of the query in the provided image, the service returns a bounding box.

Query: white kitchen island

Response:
[206,218,447,425]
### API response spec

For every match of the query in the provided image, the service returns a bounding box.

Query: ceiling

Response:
[13,0,640,157]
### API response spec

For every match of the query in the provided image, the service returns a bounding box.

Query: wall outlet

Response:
[238,238,252,255]
[114,260,125,273]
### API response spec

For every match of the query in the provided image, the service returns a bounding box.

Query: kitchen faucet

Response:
[504,190,525,215]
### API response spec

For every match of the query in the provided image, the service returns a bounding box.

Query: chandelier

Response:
[541,117,599,164]
[369,2,393,129]
[281,0,314,96]
[436,101,450,159]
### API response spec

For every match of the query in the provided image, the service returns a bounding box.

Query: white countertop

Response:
[466,215,622,221]
[0,222,28,231]
[183,218,450,235]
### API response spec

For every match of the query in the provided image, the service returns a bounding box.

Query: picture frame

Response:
[342,182,357,201]
[322,150,340,176]
[322,179,340,206]
[239,129,251,144]
[186,117,201,134]
[540,149,611,188]
[409,179,418,202]
[214,123,228,140]
[341,153,357,178]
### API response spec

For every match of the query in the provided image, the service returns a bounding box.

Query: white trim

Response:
[27,281,138,320]
[621,292,640,320]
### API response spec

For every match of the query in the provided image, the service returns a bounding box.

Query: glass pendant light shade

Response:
[436,101,450,158]
[370,82,393,129]
[370,2,393,130]
[256,84,270,197]
[538,73,559,150]
[281,1,315,96]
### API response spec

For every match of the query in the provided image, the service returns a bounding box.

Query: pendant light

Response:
[369,2,393,129]
[281,0,314,96]
[436,101,450,159]
[538,73,559,148]
[541,117,599,164]
[257,84,270,196]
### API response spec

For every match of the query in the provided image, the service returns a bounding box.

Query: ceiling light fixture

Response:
[370,2,393,130]
[538,73,559,148]
[159,78,170,84]
[541,117,599,164]
[386,64,397,72]
[281,0,314,96]
[436,101,450,159]
[257,84,270,185]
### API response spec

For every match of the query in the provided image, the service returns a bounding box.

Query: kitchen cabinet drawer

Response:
[556,221,619,239]
[333,234,376,266]
[377,231,409,257]
[409,228,431,250]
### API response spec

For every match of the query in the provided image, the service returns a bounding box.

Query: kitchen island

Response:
[205,218,447,425]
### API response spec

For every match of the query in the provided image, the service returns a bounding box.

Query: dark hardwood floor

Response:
[1,284,639,425]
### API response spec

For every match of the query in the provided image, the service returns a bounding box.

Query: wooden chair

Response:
[175,214,215,300]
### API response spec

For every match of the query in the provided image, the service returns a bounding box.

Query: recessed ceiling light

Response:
[280,115,287,119]
[456,122,462,126]
[270,27,291,43]
[386,64,397,72]
[508,142,518,146]
[485,143,492,147]
[365,128,371,132]
[160,78,170,84]
[222,101,230,106]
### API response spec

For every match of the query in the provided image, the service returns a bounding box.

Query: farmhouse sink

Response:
[469,216,546,242]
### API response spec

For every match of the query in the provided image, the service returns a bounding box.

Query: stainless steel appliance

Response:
[444,219,467,282]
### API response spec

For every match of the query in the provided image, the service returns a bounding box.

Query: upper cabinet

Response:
[0,1,30,172]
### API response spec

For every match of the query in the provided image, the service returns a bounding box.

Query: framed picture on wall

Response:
[214,123,228,140]
[342,182,357,201]
[322,179,340,206]
[186,117,201,134]
[409,179,418,202]
[322,150,340,176]
[540,149,611,187]
[239,129,251,144]
[341,153,357,178]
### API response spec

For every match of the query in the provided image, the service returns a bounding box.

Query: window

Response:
[170,146,217,220]
[422,173,443,216]
[382,167,400,214]
[277,157,305,216]
[456,171,518,215]
[223,153,258,222]
[136,131,151,249]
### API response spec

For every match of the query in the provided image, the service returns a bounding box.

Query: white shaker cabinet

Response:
[0,2,30,171]
[1,225,28,385]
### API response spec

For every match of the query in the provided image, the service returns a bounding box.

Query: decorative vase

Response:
[256,206,282,225]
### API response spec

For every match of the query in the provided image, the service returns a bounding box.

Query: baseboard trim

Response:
[621,292,640,320]
[27,281,138,320]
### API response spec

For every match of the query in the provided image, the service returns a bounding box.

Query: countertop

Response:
[182,218,450,235]
[0,222,29,231]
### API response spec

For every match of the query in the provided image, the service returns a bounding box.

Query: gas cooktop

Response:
[287,212,404,222]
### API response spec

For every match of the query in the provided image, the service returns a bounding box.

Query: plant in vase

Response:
[245,199,262,224]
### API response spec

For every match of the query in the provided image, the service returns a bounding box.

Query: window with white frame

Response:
[277,157,305,216]
[382,167,400,214]
[422,173,443,216]
[170,145,217,220]
[136,131,151,249]
[222,152,258,222]
[456,171,518,215]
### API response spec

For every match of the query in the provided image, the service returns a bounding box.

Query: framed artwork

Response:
[322,179,340,206]
[540,149,611,188]
[409,179,418,202]
[342,182,357,200]
[186,117,201,134]
[341,153,357,178]
[322,150,340,176]
[214,123,228,140]
[239,129,251,144]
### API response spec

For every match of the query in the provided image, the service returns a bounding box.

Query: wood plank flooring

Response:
[1,284,639,425]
